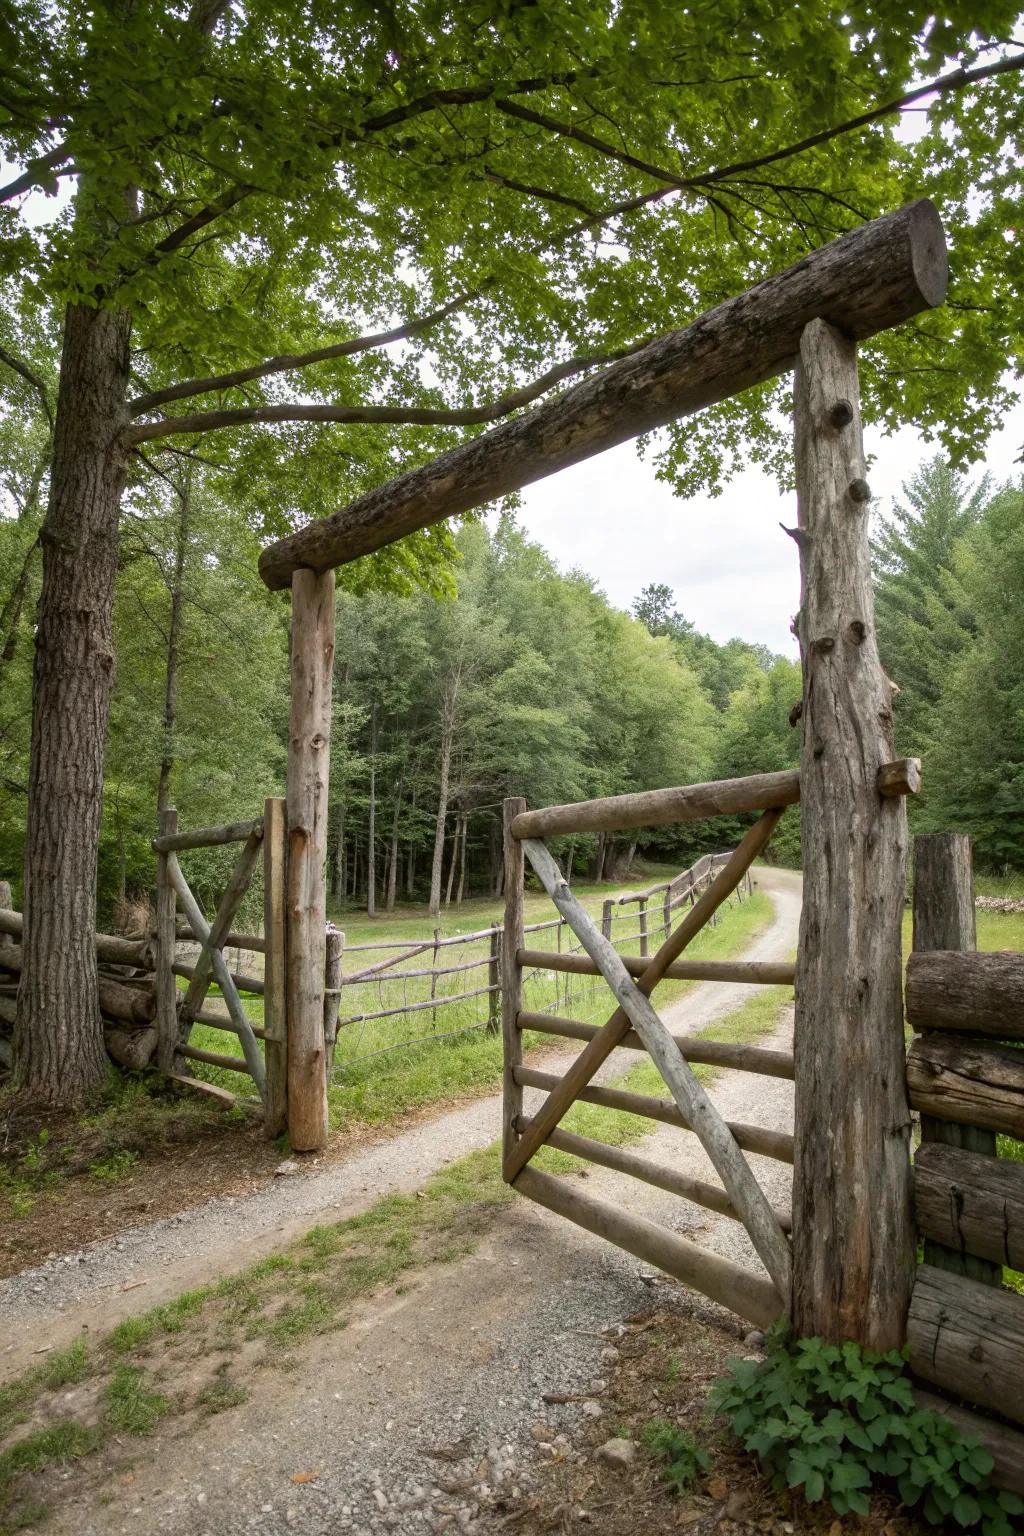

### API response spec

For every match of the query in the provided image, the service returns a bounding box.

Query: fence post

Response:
[285,567,335,1152]
[154,806,179,1072]
[501,798,526,1169]
[324,925,344,1083]
[791,318,914,1350]
[663,884,672,943]
[638,896,648,957]
[430,926,440,1025]
[912,832,999,1284]
[487,927,500,1033]
[601,899,613,942]
[263,795,288,1139]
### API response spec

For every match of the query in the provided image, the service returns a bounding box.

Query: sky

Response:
[510,398,1024,657]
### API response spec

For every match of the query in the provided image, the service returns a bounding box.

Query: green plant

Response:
[88,1150,139,1184]
[710,1330,1023,1532]
[642,1421,713,1494]
[103,1366,169,1437]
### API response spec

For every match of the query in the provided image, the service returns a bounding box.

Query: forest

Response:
[1,448,1019,924]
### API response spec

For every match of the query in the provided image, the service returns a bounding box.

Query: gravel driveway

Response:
[5,868,801,1536]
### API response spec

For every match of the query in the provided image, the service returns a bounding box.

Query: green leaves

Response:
[709,1327,1021,1531]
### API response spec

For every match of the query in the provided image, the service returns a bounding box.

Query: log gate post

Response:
[263,795,288,1139]
[501,797,526,1164]
[791,318,915,1349]
[286,567,335,1151]
[911,832,999,1283]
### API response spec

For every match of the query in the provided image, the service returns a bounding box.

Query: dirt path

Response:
[0,868,799,1391]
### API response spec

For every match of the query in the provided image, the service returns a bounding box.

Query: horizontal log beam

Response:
[518,949,794,987]
[510,758,915,838]
[191,1007,269,1042]
[259,201,946,587]
[173,961,265,996]
[179,1042,256,1075]
[907,1265,1024,1427]
[907,950,1024,1040]
[513,1164,783,1328]
[518,1010,795,1080]
[914,1143,1024,1273]
[514,1065,794,1162]
[539,1124,792,1231]
[907,1033,1024,1139]
[176,924,266,954]
[0,909,154,969]
[152,817,263,854]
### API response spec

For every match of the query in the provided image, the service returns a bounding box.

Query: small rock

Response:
[275,1159,301,1177]
[372,1488,388,1511]
[580,1400,603,1419]
[595,1439,635,1470]
[726,1488,753,1518]
[600,1346,620,1364]
[529,1423,552,1442]
[742,1329,766,1350]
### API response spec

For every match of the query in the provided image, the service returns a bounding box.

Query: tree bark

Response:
[443,810,459,908]
[157,467,191,814]
[385,770,403,913]
[456,813,468,905]
[429,724,453,919]
[791,318,914,1350]
[15,302,132,1106]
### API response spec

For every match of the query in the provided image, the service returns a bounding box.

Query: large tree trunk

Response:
[429,727,453,918]
[385,771,403,913]
[15,302,132,1106]
[405,782,416,898]
[443,811,459,908]
[157,469,191,814]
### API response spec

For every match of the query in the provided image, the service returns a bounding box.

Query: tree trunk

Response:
[330,798,345,902]
[443,811,459,908]
[406,783,417,898]
[157,468,191,814]
[385,771,403,913]
[15,302,132,1107]
[429,727,453,918]
[367,701,378,918]
[594,831,607,882]
[456,813,468,906]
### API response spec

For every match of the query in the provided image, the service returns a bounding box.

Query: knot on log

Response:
[788,700,803,728]
[810,636,835,655]
[847,619,867,644]
[848,478,872,504]
[829,399,854,428]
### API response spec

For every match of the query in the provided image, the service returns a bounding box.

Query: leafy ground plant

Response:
[710,1328,1023,1533]
[642,1421,713,1494]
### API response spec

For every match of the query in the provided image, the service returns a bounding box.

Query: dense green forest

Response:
[2,451,1019,920]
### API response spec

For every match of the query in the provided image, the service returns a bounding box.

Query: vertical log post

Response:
[638,896,649,958]
[263,795,288,1139]
[0,879,14,955]
[323,924,344,1084]
[601,899,613,942]
[791,318,914,1350]
[663,885,672,943]
[487,928,501,1032]
[912,832,999,1284]
[286,568,335,1151]
[154,806,179,1072]
[501,797,526,1166]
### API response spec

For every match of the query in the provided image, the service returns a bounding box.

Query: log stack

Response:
[905,942,1024,1471]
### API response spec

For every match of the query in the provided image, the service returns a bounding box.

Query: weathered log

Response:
[512,770,800,839]
[262,796,288,1139]
[518,1010,795,1079]
[504,811,782,1185]
[907,951,1024,1041]
[184,828,264,1019]
[541,1125,793,1231]
[151,817,263,853]
[914,1143,1024,1273]
[515,1066,795,1163]
[0,908,154,969]
[179,1041,255,1076]
[259,201,947,587]
[907,1265,1024,1427]
[517,834,792,1299]
[176,922,266,954]
[502,798,526,1166]
[0,880,13,954]
[104,1023,158,1072]
[173,961,264,995]
[0,947,156,1025]
[286,568,334,1150]
[323,924,344,1080]
[515,1165,783,1329]
[913,1388,1024,1496]
[907,1033,1024,1140]
[518,949,795,987]
[791,318,914,1352]
[876,756,922,797]
[910,833,998,1284]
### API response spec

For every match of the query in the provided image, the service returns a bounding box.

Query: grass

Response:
[0,973,795,1530]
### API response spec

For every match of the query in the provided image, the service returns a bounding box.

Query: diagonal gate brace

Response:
[512,823,792,1302]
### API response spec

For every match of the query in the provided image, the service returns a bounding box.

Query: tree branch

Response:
[126,341,651,444]
[0,344,53,429]
[0,147,72,205]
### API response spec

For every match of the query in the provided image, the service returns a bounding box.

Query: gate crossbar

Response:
[506,810,792,1302]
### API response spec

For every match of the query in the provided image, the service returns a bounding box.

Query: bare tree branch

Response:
[0,344,54,429]
[0,147,73,205]
[126,341,652,444]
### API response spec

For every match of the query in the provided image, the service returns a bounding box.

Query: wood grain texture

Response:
[907,1265,1024,1426]
[262,796,288,1139]
[907,1033,1024,1139]
[154,806,180,1072]
[791,318,914,1350]
[914,1143,1024,1272]
[907,950,1024,1040]
[151,817,263,853]
[259,202,947,587]
[518,949,794,986]
[285,569,335,1151]
[501,798,526,1167]
[511,769,800,839]
[910,832,998,1283]
[515,1165,783,1329]
[517,1010,795,1079]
